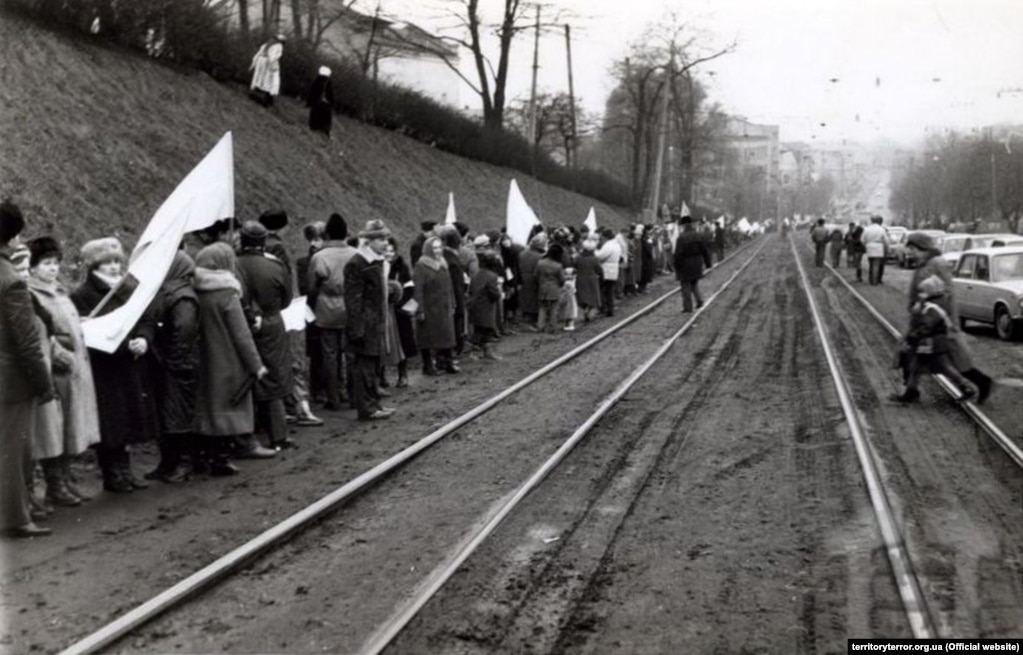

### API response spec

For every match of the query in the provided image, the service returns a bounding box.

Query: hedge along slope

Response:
[0,13,631,273]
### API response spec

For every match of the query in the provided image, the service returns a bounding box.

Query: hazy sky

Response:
[385,0,1023,145]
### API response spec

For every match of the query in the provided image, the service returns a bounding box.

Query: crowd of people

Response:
[0,197,738,539]
[809,215,890,285]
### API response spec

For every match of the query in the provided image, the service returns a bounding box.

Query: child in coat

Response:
[558,267,579,332]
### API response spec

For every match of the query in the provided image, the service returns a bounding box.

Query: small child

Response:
[559,267,579,331]
[891,274,973,403]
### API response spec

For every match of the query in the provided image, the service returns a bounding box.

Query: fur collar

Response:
[194,267,242,295]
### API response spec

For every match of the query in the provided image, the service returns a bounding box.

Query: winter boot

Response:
[146,438,179,481]
[963,369,993,405]
[422,351,440,376]
[889,388,920,404]
[482,343,503,361]
[42,457,80,507]
[120,450,148,490]
[98,447,132,493]
[396,360,409,388]
[61,456,91,502]
[296,400,324,427]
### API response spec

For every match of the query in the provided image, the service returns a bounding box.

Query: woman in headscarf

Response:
[147,251,200,482]
[518,232,547,330]
[193,243,268,476]
[306,66,335,137]
[249,33,285,107]
[413,236,457,375]
[71,237,160,493]
[26,237,100,506]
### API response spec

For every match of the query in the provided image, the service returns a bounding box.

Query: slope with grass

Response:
[0,11,629,267]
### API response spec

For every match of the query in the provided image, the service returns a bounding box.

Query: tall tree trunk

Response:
[290,0,302,39]
[237,0,250,37]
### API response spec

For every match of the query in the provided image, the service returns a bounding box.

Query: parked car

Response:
[884,226,908,263]
[941,233,1023,267]
[895,230,946,268]
[951,246,1023,340]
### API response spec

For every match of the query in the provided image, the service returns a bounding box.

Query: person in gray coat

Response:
[413,236,458,375]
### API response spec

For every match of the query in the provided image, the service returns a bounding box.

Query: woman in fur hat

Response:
[71,237,161,493]
[413,236,457,375]
[26,236,100,506]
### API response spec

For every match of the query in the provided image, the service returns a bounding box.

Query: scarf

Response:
[161,251,197,304]
[92,269,124,290]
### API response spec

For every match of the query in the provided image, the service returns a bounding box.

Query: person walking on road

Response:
[844,222,865,282]
[673,215,713,313]
[713,222,726,263]
[810,219,829,267]
[344,220,395,421]
[861,216,889,285]
[828,227,845,267]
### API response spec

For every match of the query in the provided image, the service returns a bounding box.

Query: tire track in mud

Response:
[806,260,1023,638]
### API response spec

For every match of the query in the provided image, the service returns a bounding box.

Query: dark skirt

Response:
[309,102,332,135]
[90,350,161,448]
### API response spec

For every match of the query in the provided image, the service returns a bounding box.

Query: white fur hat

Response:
[80,237,125,271]
[318,66,332,77]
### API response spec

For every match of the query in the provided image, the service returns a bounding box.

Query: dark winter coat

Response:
[501,242,523,313]
[518,247,544,314]
[673,229,713,282]
[413,258,456,350]
[71,272,160,448]
[388,255,418,358]
[536,257,565,302]
[468,267,501,330]
[443,248,467,336]
[153,287,200,435]
[909,251,958,325]
[640,237,656,285]
[306,74,335,135]
[235,250,293,401]
[575,252,603,309]
[193,270,263,436]
[410,233,428,267]
[344,249,388,357]
[0,252,51,404]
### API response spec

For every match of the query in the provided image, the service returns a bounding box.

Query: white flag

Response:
[584,207,597,233]
[680,201,691,218]
[444,192,457,225]
[282,296,315,332]
[506,179,540,245]
[84,133,235,354]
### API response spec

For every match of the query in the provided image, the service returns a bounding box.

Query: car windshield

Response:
[972,236,997,248]
[991,253,1023,282]
[943,237,965,253]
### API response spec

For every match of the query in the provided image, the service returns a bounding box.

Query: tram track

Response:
[54,237,769,654]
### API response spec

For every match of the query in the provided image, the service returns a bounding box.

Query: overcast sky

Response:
[384,0,1023,146]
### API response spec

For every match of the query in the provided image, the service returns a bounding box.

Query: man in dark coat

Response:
[344,219,395,420]
[810,218,829,267]
[673,215,713,313]
[235,221,295,450]
[0,201,54,537]
[713,222,726,263]
[439,225,468,357]
[409,220,436,267]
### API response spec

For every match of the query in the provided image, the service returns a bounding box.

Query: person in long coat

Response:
[147,251,200,482]
[498,233,522,323]
[26,236,100,505]
[193,243,268,475]
[234,221,294,450]
[249,34,285,107]
[468,250,503,360]
[639,225,656,292]
[344,220,395,421]
[536,243,566,333]
[71,237,160,493]
[413,236,457,375]
[306,66,335,137]
[385,237,416,387]
[673,216,713,313]
[575,239,603,322]
[518,232,546,328]
[1,202,55,537]
[440,227,468,357]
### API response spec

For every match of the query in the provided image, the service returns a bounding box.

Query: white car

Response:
[952,246,1023,340]
[941,233,1023,267]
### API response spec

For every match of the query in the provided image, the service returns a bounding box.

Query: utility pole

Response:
[648,53,674,221]
[527,4,541,151]
[564,23,578,170]
[991,150,998,223]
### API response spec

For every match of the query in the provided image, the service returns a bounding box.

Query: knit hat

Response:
[303,221,326,242]
[318,66,332,77]
[326,212,348,240]
[240,220,268,248]
[905,232,935,251]
[918,274,946,298]
[473,234,490,248]
[258,209,288,231]
[529,232,548,250]
[27,236,62,267]
[358,219,391,240]
[80,237,125,271]
[420,220,437,232]
[0,199,25,244]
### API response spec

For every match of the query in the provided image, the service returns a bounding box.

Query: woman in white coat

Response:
[250,33,285,106]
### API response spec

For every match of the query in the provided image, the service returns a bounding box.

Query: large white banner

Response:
[584,207,597,233]
[506,179,540,246]
[444,192,457,225]
[84,132,235,353]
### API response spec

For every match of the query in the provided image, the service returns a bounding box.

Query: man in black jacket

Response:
[673,215,713,313]
[0,200,55,538]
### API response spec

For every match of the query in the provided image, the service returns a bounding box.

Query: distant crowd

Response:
[0,199,741,538]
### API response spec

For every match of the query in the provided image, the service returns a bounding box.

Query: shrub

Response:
[3,0,631,207]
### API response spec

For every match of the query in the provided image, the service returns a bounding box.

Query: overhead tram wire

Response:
[788,235,936,639]
[56,234,769,655]
[360,236,773,655]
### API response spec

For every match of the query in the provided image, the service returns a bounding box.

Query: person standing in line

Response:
[385,236,416,387]
[517,232,546,330]
[249,33,285,107]
[26,236,100,504]
[468,243,504,360]
[306,66,335,138]
[810,218,829,267]
[308,213,358,410]
[192,243,270,475]
[344,220,396,421]
[0,202,55,537]
[828,226,845,267]
[575,239,603,323]
[847,224,865,282]
[596,228,621,317]
[409,220,436,268]
[861,215,889,285]
[297,221,326,404]
[673,215,713,313]
[413,236,458,375]
[535,243,566,333]
[71,237,161,493]
[498,232,522,326]
[234,221,295,451]
[439,225,469,357]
